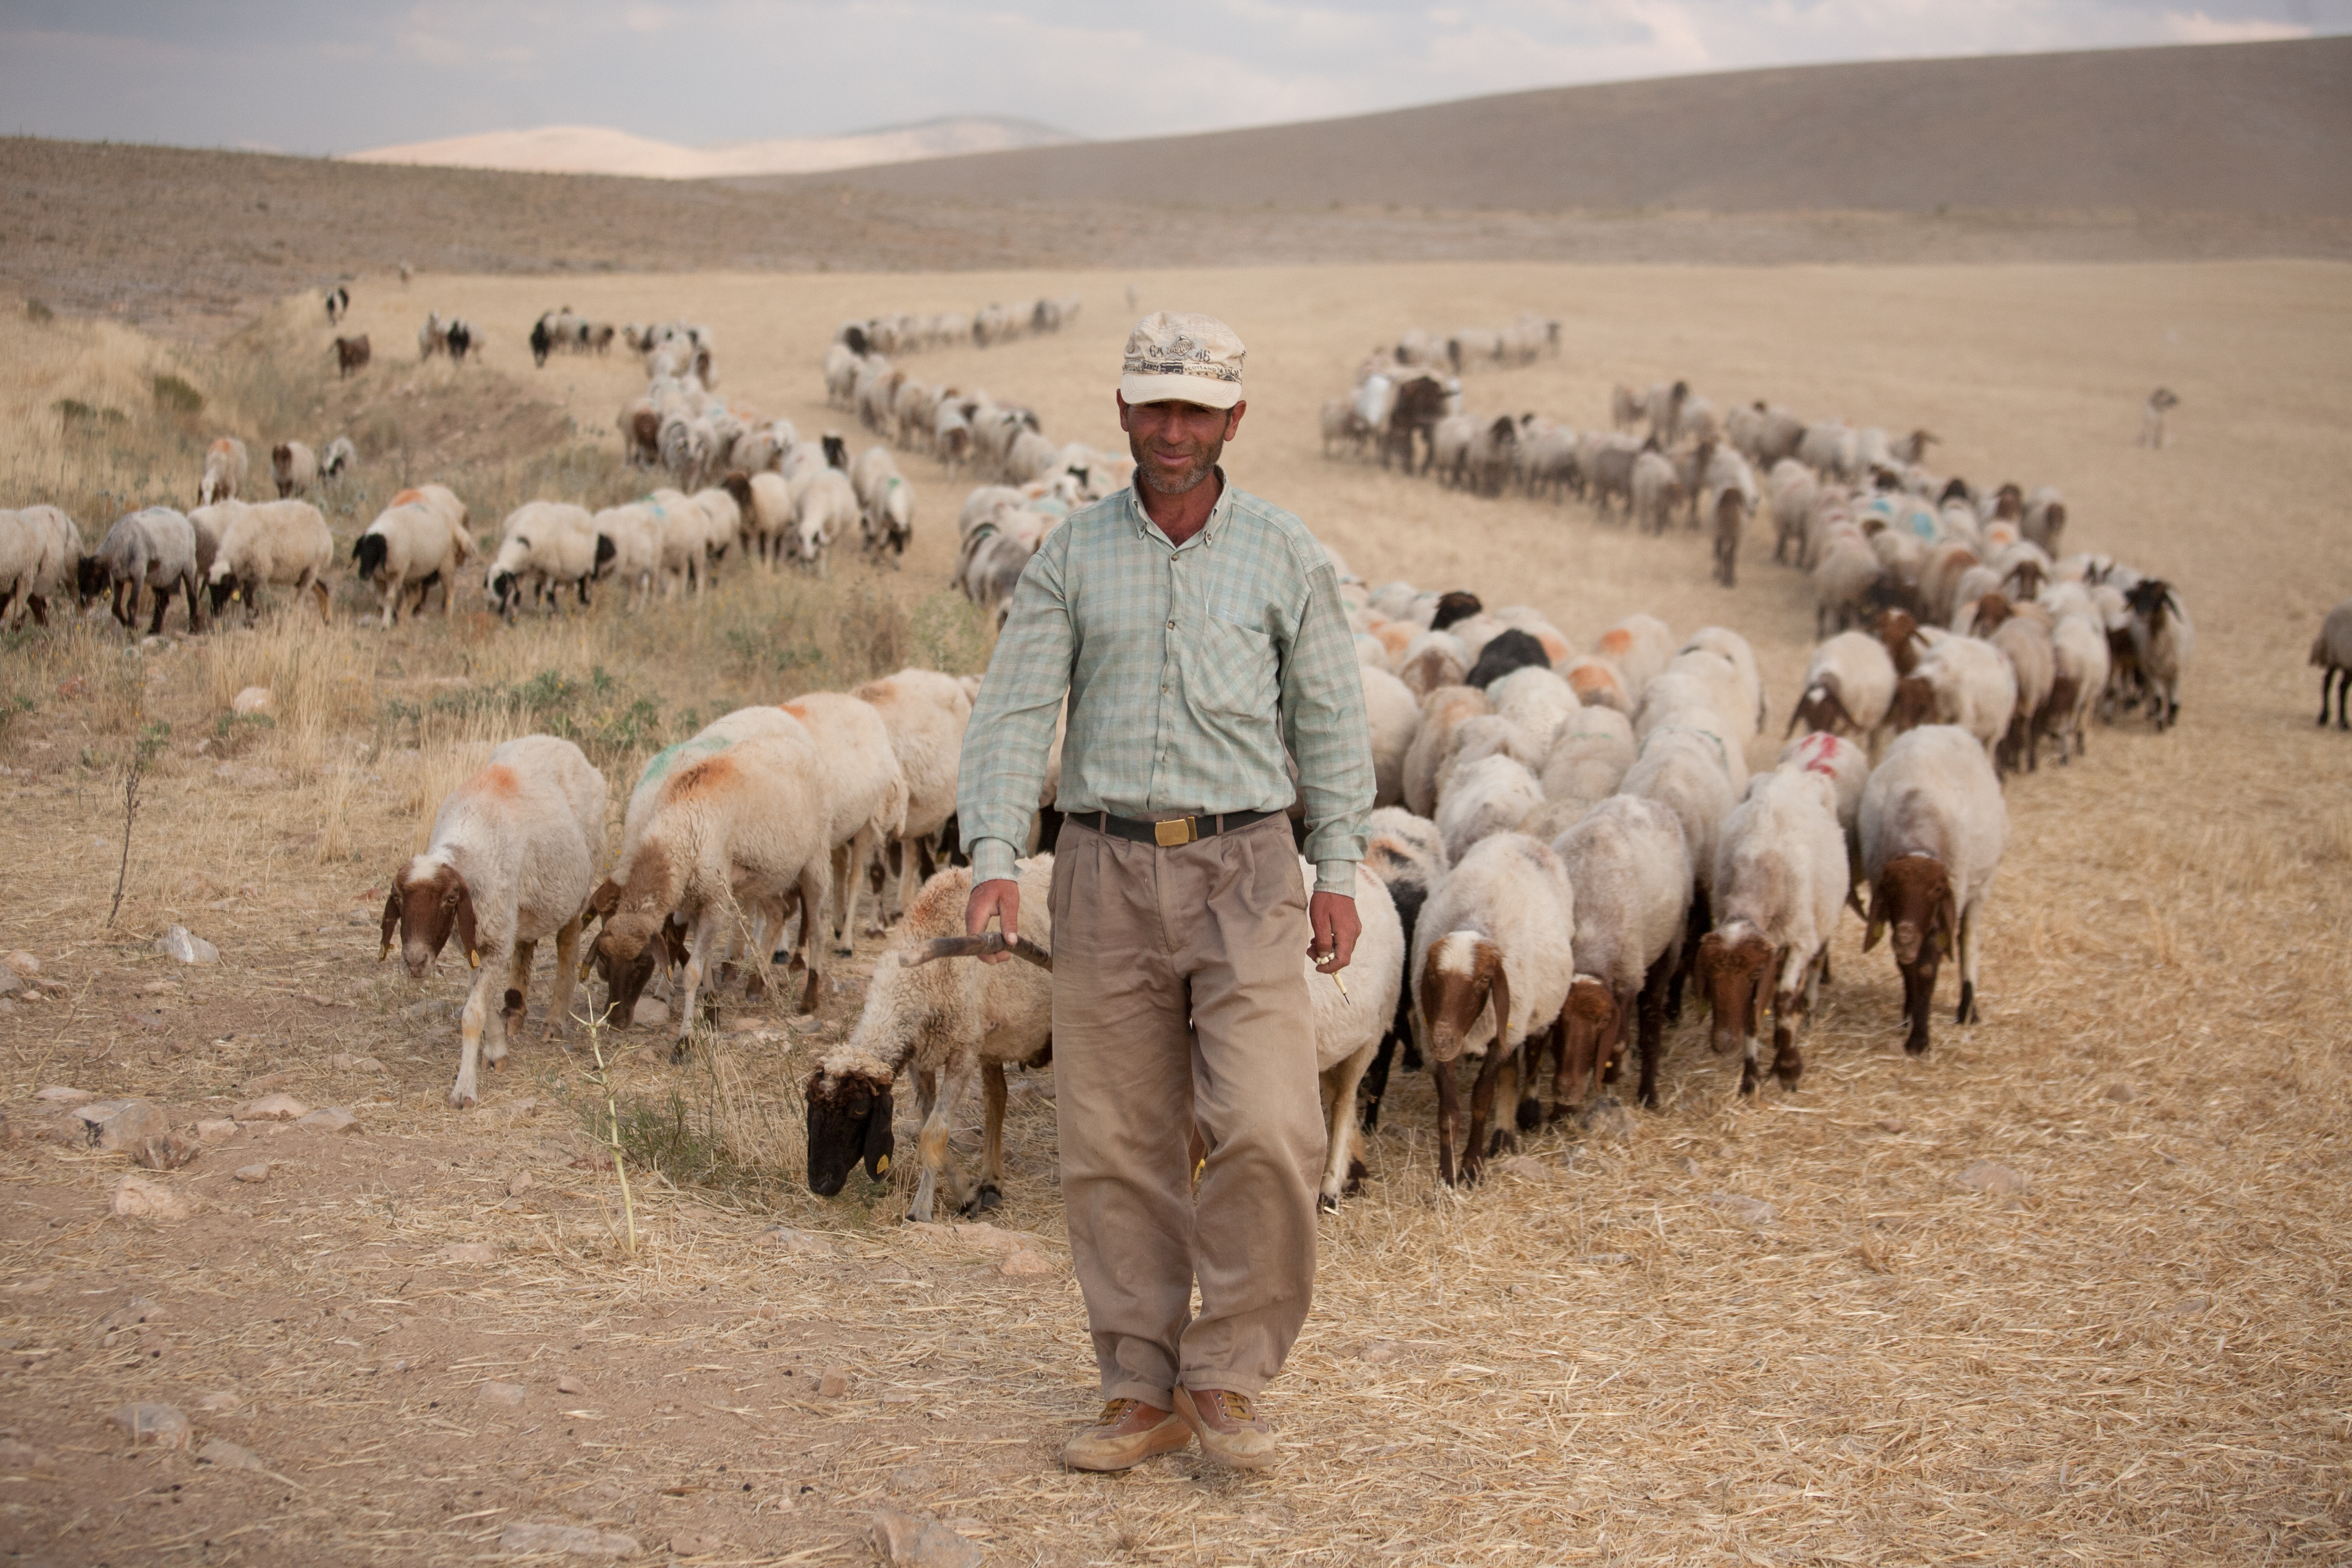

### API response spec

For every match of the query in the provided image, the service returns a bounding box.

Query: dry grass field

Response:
[2,256,2349,1567]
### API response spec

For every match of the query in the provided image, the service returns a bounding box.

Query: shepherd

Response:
[954,311,1375,1472]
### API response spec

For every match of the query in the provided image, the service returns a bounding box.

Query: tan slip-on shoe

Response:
[1062,1398,1193,1472]
[1173,1386,1278,1470]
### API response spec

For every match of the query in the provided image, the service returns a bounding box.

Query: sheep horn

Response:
[901,933,1054,971]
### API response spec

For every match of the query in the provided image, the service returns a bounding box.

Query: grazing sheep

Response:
[2047,611,2111,759]
[1975,595,2056,772]
[1592,614,1674,696]
[587,724,834,1042]
[2124,577,2193,730]
[589,501,664,612]
[324,285,349,323]
[785,691,912,952]
[1410,832,1577,1185]
[1813,536,1889,637]
[319,436,356,481]
[852,668,972,927]
[0,506,81,628]
[82,507,203,634]
[1788,631,1898,744]
[1697,766,1847,1093]
[1710,485,1749,587]
[1681,627,1765,739]
[790,467,858,573]
[2022,487,2068,555]
[382,736,605,1108]
[810,858,1055,1218]
[1860,725,2008,1055]
[486,501,611,619]
[1465,627,1551,689]
[270,441,317,498]
[202,499,334,624]
[2312,600,2352,730]
[1767,459,1818,565]
[1777,729,1871,900]
[1539,704,1637,812]
[353,485,474,624]
[198,437,248,507]
[851,446,914,558]
[333,335,372,378]
[1543,795,1691,1114]
[1630,450,1684,536]
[1895,635,2015,765]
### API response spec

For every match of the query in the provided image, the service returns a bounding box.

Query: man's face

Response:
[1118,394,1245,496]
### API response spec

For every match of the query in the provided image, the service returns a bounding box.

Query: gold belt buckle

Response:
[1153,817,1197,847]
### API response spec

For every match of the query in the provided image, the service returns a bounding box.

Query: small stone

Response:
[4,951,39,977]
[235,1093,309,1122]
[1354,1338,1406,1364]
[1876,1116,1907,1133]
[242,1070,294,1092]
[74,1097,169,1152]
[669,1532,726,1558]
[231,686,274,717]
[401,997,458,1021]
[507,1172,534,1198]
[1577,1095,1637,1142]
[295,1108,360,1135]
[112,1174,201,1220]
[1706,1192,1779,1227]
[234,1163,271,1183]
[792,1016,824,1034]
[480,1380,526,1407]
[631,997,669,1027]
[439,1242,498,1264]
[108,1402,192,1448]
[0,1438,58,1472]
[1957,1159,2029,1196]
[98,1296,169,1331]
[496,1521,641,1558]
[134,1130,201,1171]
[197,1437,264,1471]
[34,1085,92,1104]
[998,1247,1055,1277]
[870,1504,982,1568]
[557,1374,586,1395]
[2104,1082,2140,1104]
[330,1053,388,1072]
[816,1367,850,1397]
[197,1389,242,1413]
[2173,1294,2214,1315]
[1493,1154,1550,1182]
[195,1118,239,1143]
[760,1227,835,1257]
[155,926,220,965]
[0,969,17,998]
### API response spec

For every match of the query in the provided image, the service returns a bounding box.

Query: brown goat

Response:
[1864,854,1963,1055]
[333,334,371,379]
[1871,608,1927,676]
[1711,489,1746,587]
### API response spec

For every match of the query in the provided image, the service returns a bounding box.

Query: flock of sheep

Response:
[833,295,1082,359]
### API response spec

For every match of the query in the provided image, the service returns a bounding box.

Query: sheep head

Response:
[1789,678,1854,739]
[585,912,664,1026]
[1886,675,1936,734]
[1696,924,1773,1059]
[205,563,241,619]
[803,1064,894,1196]
[1556,976,1622,1107]
[383,860,478,979]
[1418,932,1509,1065]
[1865,855,1955,1055]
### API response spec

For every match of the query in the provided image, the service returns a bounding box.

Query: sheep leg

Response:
[1318,1043,1375,1212]
[146,581,174,636]
[794,859,829,1016]
[970,1061,1007,1213]
[545,915,582,1040]
[450,957,502,1109]
[1768,947,1812,1090]
[671,910,723,1060]
[493,940,533,1068]
[911,1060,976,1223]
[1359,1026,1402,1133]
[1956,899,1984,1026]
[1433,1054,1463,1187]
[833,827,878,954]
[1636,948,1675,1110]
[1461,1045,1515,1183]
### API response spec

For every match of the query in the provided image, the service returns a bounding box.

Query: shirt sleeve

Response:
[955,531,1072,885]
[1280,554,1375,895]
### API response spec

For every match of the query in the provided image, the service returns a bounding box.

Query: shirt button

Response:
[1166,619,1175,628]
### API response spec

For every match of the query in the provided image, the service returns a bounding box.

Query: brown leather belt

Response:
[1083,809,1279,848]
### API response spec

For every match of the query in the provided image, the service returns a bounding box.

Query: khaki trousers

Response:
[1048,814,1325,1404]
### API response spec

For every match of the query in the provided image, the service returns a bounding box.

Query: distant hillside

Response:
[732,39,2352,218]
[347,116,1078,180]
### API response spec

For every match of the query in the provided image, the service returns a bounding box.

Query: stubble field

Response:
[1,257,2348,1566]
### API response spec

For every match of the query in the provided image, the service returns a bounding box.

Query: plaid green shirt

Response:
[957,473,1374,894]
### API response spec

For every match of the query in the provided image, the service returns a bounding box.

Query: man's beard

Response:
[1131,431,1223,495]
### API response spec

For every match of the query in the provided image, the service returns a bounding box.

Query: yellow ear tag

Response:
[874,1154,891,1175]
[467,949,481,969]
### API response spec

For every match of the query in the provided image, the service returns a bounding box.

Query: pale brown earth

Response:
[1,258,2348,1566]
[742,38,2352,220]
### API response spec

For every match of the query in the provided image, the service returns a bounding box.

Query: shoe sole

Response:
[1062,1416,1193,1473]
[1173,1388,1278,1471]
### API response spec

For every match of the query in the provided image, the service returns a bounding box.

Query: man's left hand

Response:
[1309,892,1360,974]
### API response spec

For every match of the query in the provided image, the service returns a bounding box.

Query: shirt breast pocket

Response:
[1185,613,1279,718]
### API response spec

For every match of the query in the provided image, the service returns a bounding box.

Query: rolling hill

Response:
[346,116,1078,181]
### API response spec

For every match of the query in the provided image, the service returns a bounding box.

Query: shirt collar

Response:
[1126,467,1232,551]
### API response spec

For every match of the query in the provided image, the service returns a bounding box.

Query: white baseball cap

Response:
[1119,311,1245,410]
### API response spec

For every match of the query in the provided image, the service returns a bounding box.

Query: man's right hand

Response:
[965,878,1021,963]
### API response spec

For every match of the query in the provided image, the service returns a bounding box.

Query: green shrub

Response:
[151,373,204,415]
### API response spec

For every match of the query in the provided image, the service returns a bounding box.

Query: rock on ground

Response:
[1957,1159,2029,1195]
[112,1175,201,1220]
[870,1506,983,1568]
[497,1521,641,1558]
[108,1402,191,1448]
[197,1438,264,1471]
[155,926,220,964]
[236,1094,309,1121]
[1706,1192,1779,1227]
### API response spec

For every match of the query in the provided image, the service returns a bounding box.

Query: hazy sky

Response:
[2,1,2344,155]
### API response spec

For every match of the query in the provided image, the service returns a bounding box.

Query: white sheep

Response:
[783,691,912,951]
[1487,664,1578,757]
[270,441,318,498]
[851,447,914,558]
[1360,664,1420,808]
[1679,627,1765,739]
[354,484,474,624]
[1788,631,1897,744]
[790,468,859,572]
[852,668,972,927]
[1893,634,2015,764]
[1620,723,1740,1011]
[319,436,356,481]
[1410,831,1577,1185]
[486,501,609,619]
[382,736,605,1107]
[587,725,834,1044]
[1401,684,1490,817]
[1295,856,1406,1210]
[1544,795,1691,1115]
[2122,577,2193,730]
[1697,766,1848,1093]
[202,499,333,624]
[88,507,204,634]
[1435,752,1544,867]
[589,502,664,612]
[2047,611,2111,759]
[1859,725,2008,1056]
[198,437,248,507]
[0,505,81,628]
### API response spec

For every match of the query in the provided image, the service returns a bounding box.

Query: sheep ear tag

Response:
[467,949,481,969]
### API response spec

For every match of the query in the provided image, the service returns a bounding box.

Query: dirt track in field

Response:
[1,257,2348,1565]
